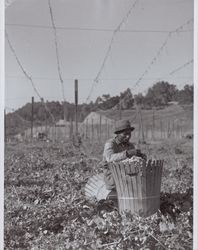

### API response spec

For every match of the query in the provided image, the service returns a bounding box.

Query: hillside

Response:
[95,104,193,140]
[99,104,192,126]
[5,81,193,137]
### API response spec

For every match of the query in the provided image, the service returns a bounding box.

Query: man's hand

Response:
[126,149,140,158]
[127,149,147,160]
[138,152,147,161]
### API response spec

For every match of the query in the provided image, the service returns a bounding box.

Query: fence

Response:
[134,118,193,142]
[8,115,193,143]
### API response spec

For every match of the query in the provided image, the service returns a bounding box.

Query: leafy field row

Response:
[4,138,193,249]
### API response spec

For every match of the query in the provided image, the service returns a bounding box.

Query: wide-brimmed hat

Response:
[114,119,135,134]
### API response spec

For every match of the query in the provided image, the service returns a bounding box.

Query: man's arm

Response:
[128,142,135,150]
[103,141,128,162]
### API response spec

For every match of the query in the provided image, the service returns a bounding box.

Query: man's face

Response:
[117,130,131,143]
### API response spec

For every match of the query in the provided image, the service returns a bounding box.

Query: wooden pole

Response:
[31,97,34,140]
[107,122,110,138]
[75,79,78,135]
[86,118,88,138]
[54,124,56,142]
[136,105,141,143]
[99,115,102,142]
[45,109,47,136]
[41,98,48,137]
[180,120,183,138]
[91,118,94,144]
[106,118,108,139]
[172,120,175,138]
[70,117,73,139]
[152,107,154,140]
[4,109,6,142]
[119,98,122,120]
[139,107,145,143]
[167,121,170,138]
[160,120,163,139]
[63,102,67,140]
[145,124,148,140]
[176,121,179,139]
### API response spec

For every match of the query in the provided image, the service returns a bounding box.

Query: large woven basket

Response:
[109,158,163,217]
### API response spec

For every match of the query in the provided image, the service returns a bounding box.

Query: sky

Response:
[5,0,194,111]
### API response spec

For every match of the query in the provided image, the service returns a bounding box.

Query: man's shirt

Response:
[103,137,135,162]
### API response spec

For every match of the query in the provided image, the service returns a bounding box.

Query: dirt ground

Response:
[4,137,193,249]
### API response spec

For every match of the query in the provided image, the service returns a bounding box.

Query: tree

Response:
[134,93,145,106]
[95,97,103,105]
[119,88,134,109]
[145,81,178,107]
[177,84,193,104]
[102,94,110,101]
[97,96,120,110]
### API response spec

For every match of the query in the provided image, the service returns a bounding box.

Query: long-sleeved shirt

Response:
[103,137,135,163]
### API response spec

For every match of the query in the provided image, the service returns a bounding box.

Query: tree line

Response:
[5,81,193,136]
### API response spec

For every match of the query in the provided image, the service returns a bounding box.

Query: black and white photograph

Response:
[2,0,197,249]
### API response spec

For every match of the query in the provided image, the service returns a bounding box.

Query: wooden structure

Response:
[80,111,115,141]
[109,159,163,217]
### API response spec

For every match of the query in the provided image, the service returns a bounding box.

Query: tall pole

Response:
[134,99,140,144]
[75,79,78,135]
[31,96,34,140]
[99,115,102,142]
[119,98,122,120]
[4,109,6,142]
[139,106,145,143]
[152,107,155,140]
[63,101,67,140]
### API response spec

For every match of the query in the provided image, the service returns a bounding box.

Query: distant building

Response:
[55,119,69,127]
[55,119,81,127]
[79,111,115,139]
[167,101,179,105]
[14,133,23,142]
[83,111,114,125]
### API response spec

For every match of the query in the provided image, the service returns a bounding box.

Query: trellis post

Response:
[75,79,78,136]
[31,97,34,141]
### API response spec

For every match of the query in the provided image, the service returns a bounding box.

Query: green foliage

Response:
[119,88,134,109]
[4,139,193,249]
[145,81,178,107]
[96,95,120,110]
[135,82,193,109]
[134,93,144,106]
[177,85,193,104]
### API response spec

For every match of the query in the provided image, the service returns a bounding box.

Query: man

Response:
[103,119,145,193]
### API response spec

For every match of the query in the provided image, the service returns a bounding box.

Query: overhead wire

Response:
[6,75,193,81]
[131,18,193,92]
[150,58,194,85]
[169,59,193,75]
[5,23,193,33]
[5,2,193,115]
[108,18,193,113]
[85,10,192,104]
[47,0,66,103]
[5,30,56,124]
[85,0,140,103]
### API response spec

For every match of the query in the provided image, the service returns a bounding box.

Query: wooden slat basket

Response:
[109,158,163,217]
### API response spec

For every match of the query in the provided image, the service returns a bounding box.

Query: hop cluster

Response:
[122,156,145,169]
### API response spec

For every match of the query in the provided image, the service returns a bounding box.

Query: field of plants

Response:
[4,136,193,249]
